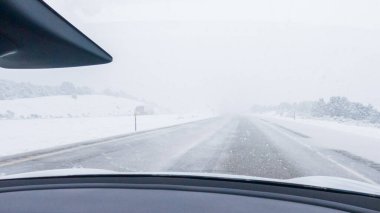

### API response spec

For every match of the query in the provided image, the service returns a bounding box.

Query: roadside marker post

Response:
[134,112,137,132]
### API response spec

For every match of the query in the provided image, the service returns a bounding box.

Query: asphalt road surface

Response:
[0,116,379,184]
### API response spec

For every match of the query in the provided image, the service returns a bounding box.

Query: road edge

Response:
[0,116,219,167]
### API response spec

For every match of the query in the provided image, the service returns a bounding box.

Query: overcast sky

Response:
[2,0,380,112]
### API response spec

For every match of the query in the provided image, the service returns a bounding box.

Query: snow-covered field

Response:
[0,95,214,157]
[256,113,380,164]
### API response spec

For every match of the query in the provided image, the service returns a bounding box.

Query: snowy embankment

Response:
[0,95,214,157]
[255,113,380,164]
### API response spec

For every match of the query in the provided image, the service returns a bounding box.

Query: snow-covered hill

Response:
[0,95,148,119]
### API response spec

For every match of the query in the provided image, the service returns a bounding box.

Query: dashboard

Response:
[0,175,378,213]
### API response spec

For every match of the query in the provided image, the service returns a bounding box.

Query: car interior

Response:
[0,0,379,212]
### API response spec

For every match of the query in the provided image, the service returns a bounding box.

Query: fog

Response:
[2,0,380,112]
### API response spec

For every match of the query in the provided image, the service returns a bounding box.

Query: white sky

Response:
[1,0,380,112]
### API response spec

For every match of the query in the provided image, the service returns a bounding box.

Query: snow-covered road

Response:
[0,115,379,185]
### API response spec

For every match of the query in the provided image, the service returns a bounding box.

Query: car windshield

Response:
[1,0,380,195]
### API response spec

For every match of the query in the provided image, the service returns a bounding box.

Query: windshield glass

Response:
[1,0,380,195]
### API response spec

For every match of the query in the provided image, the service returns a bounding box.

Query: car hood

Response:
[0,169,379,196]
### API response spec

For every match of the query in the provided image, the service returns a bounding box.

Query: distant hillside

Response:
[0,95,147,119]
[0,79,145,102]
[0,80,94,100]
[0,80,165,119]
[251,96,380,124]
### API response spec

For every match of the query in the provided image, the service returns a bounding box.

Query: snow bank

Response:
[0,114,213,157]
[256,114,380,164]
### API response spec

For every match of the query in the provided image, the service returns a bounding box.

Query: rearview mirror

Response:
[0,0,112,69]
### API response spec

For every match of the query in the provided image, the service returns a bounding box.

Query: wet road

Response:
[0,116,379,183]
